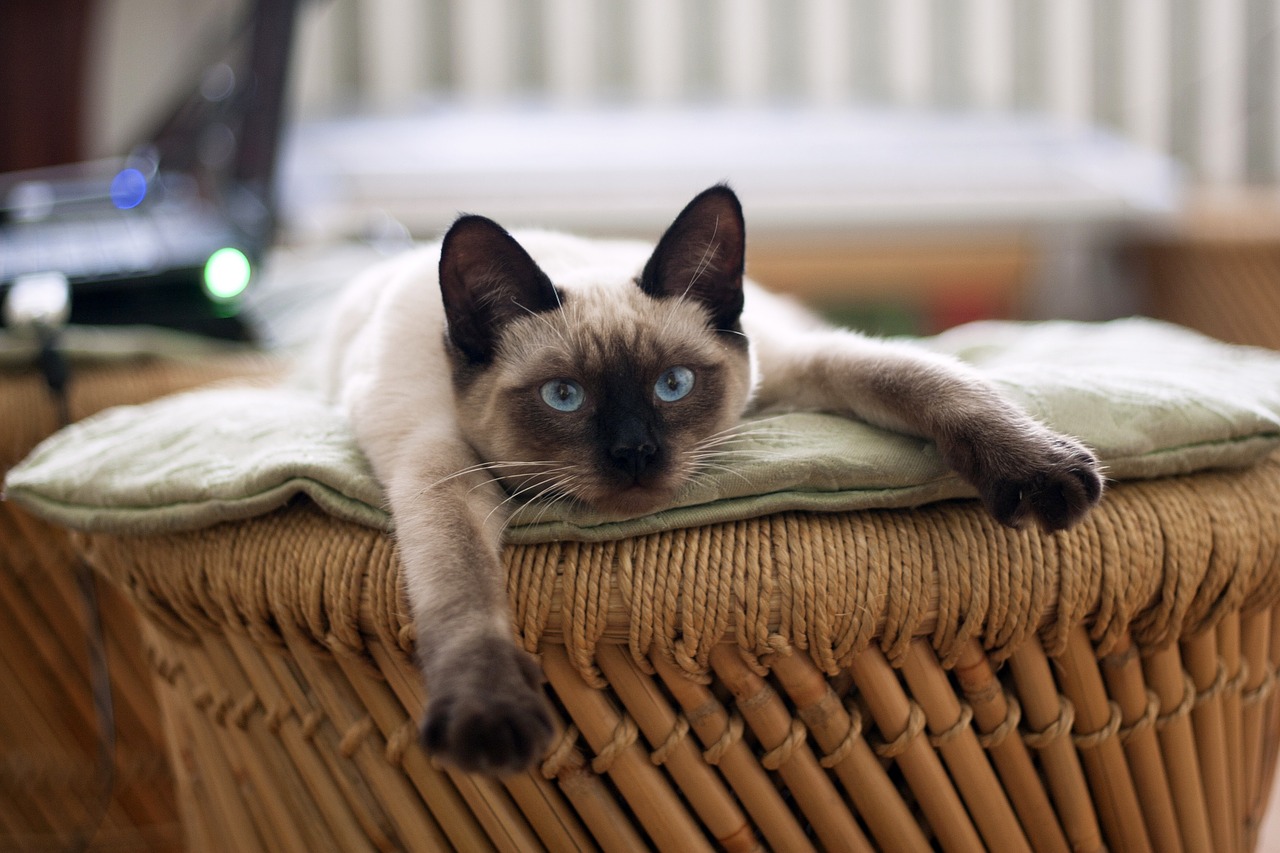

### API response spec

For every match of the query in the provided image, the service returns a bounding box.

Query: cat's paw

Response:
[420,638,555,775]
[956,429,1105,532]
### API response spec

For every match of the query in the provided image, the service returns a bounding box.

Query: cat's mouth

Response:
[586,483,684,517]
[535,479,685,518]
[494,445,698,517]
[499,470,685,519]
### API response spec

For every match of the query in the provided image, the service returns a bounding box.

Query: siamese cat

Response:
[318,185,1103,774]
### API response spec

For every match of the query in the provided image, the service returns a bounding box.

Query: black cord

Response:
[34,332,118,852]
[37,329,71,428]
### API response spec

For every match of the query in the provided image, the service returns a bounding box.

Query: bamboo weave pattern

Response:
[0,356,276,852]
[75,453,1280,852]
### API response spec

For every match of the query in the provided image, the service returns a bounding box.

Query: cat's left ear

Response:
[639,184,745,332]
[439,215,561,364]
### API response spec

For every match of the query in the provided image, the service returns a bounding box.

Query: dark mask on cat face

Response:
[438,185,755,516]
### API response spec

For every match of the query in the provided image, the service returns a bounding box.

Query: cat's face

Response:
[439,186,755,516]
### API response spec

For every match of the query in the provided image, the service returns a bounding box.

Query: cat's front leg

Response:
[928,408,1104,531]
[752,329,1104,531]
[418,627,552,775]
[386,440,554,774]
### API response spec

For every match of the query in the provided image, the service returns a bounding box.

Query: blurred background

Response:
[2,3,1280,849]
[4,0,1279,344]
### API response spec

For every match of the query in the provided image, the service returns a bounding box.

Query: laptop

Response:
[0,0,298,341]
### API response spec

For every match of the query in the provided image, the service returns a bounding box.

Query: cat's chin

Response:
[586,484,683,518]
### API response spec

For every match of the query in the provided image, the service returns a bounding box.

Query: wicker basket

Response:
[1143,240,1280,352]
[0,356,274,851]
[70,450,1280,852]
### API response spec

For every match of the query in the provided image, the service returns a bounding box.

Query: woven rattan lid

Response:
[76,452,1280,686]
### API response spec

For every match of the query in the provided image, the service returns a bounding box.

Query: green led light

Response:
[203,247,252,301]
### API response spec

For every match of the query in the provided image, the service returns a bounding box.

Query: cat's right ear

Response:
[639,184,746,332]
[438,215,561,363]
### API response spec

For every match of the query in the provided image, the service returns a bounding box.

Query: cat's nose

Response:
[610,440,658,479]
[608,415,661,480]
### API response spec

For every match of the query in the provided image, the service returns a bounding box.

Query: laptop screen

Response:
[0,0,299,340]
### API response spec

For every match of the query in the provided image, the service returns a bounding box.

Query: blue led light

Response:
[109,168,147,210]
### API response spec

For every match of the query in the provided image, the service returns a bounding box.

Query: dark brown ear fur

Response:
[639,184,746,332]
[439,215,561,363]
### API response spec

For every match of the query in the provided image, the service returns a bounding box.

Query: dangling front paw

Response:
[420,637,555,774]
[950,427,1105,532]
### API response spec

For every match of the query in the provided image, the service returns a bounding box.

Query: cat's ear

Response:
[439,215,561,363]
[639,184,746,331]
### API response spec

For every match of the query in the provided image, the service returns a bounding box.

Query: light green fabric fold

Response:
[6,318,1280,545]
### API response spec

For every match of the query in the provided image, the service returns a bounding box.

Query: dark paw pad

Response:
[982,438,1105,532]
[420,644,554,775]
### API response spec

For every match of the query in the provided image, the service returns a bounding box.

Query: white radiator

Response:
[290,0,1279,187]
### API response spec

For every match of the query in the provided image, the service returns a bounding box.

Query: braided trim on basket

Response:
[737,682,778,712]
[1098,643,1140,669]
[1072,702,1122,750]
[1022,696,1075,749]
[703,713,745,765]
[1118,690,1161,745]
[1193,661,1230,709]
[397,623,415,656]
[649,715,690,766]
[1157,675,1197,730]
[384,720,417,766]
[325,632,386,682]
[1227,661,1251,697]
[1242,664,1279,708]
[264,704,292,734]
[761,719,808,770]
[870,701,926,758]
[229,692,259,729]
[819,703,864,769]
[210,692,234,725]
[976,694,1022,749]
[928,702,974,748]
[146,645,185,685]
[191,686,214,711]
[540,725,582,779]
[590,715,639,774]
[339,716,375,758]
[301,709,325,740]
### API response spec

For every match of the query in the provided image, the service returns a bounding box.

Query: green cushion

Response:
[6,318,1280,545]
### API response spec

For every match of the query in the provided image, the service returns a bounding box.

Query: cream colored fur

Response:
[314,187,1103,774]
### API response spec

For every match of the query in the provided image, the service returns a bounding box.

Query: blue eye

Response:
[540,380,585,412]
[655,366,694,402]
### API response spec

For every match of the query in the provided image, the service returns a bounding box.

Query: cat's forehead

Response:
[498,284,723,379]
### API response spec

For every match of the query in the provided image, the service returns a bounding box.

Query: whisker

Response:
[466,464,579,499]
[685,452,774,466]
[507,472,592,531]
[691,427,805,453]
[686,441,778,455]
[688,460,756,488]
[504,470,570,503]
[512,297,571,350]
[681,215,721,300]
[700,414,797,439]
[417,459,564,495]
[483,471,570,530]
[520,478,586,528]
[693,431,790,448]
[659,214,721,340]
